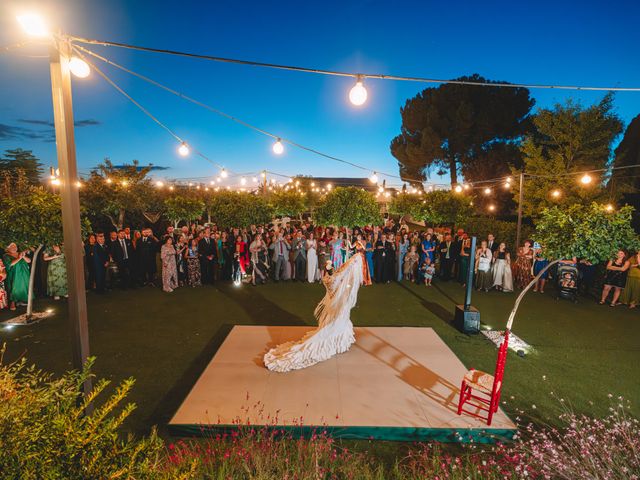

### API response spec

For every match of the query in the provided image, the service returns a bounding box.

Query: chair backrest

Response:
[491,330,510,394]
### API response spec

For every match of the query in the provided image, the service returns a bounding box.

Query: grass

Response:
[1,279,638,442]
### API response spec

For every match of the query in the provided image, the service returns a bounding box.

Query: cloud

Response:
[0,118,101,143]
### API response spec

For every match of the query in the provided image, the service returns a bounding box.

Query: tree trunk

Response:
[117,209,125,230]
[25,244,44,320]
[449,157,458,186]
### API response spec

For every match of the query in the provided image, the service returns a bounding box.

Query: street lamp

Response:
[17,13,49,37]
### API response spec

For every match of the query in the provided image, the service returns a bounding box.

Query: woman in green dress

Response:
[621,251,640,309]
[3,243,31,311]
[44,245,68,299]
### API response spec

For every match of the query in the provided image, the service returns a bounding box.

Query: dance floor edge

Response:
[168,326,516,443]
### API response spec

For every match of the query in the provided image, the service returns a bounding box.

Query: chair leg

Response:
[457,381,467,415]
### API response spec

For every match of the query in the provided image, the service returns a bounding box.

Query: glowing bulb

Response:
[551,189,561,198]
[220,168,228,178]
[105,177,112,184]
[311,182,315,187]
[169,185,174,191]
[605,204,614,212]
[69,57,90,78]
[210,180,215,185]
[349,76,368,106]
[156,181,164,188]
[463,183,470,190]
[16,13,49,37]
[454,185,463,193]
[272,138,284,155]
[327,183,332,190]
[121,180,128,187]
[484,187,492,195]
[51,178,60,186]
[580,174,593,185]
[488,204,496,212]
[188,182,193,187]
[178,142,189,156]
[75,181,82,188]
[252,177,257,183]
[241,177,247,185]
[369,172,378,184]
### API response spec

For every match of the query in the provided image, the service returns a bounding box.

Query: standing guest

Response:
[4,243,31,310]
[457,235,471,284]
[513,240,534,289]
[306,232,319,283]
[111,229,133,289]
[475,241,493,292]
[198,228,216,284]
[162,225,178,244]
[621,251,640,309]
[397,233,410,281]
[84,234,96,290]
[175,235,187,286]
[383,234,396,283]
[317,239,329,278]
[365,233,375,278]
[269,232,290,282]
[403,245,419,282]
[330,231,344,270]
[130,230,142,285]
[184,238,201,287]
[284,232,294,280]
[438,234,454,281]
[249,234,268,285]
[291,231,307,281]
[106,231,118,252]
[532,243,549,294]
[373,233,386,283]
[235,234,249,275]
[354,233,372,286]
[0,258,7,310]
[452,229,465,280]
[492,243,513,292]
[487,233,499,253]
[92,233,109,294]
[422,257,436,286]
[160,237,178,293]
[44,245,67,300]
[599,250,630,307]
[577,258,596,297]
[138,228,159,286]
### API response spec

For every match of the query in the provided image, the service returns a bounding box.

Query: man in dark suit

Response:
[438,233,454,281]
[198,227,217,284]
[291,230,307,281]
[138,227,159,286]
[111,229,133,289]
[487,233,499,253]
[92,232,110,293]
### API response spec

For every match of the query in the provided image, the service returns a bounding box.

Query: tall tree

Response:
[164,196,205,227]
[610,113,640,194]
[0,148,44,185]
[314,187,381,227]
[513,93,624,217]
[80,159,156,230]
[390,74,533,185]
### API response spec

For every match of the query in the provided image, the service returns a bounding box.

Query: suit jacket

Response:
[269,238,290,262]
[487,240,499,253]
[92,243,109,268]
[439,241,454,260]
[198,237,217,260]
[291,237,307,260]
[138,236,159,272]
[111,238,133,265]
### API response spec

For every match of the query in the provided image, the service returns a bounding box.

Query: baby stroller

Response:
[555,264,579,303]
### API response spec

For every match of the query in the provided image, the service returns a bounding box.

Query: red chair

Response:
[457,329,509,426]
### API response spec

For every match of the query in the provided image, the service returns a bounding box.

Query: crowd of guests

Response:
[1,219,639,311]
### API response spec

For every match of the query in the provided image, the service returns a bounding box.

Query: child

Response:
[403,245,419,281]
[423,257,435,286]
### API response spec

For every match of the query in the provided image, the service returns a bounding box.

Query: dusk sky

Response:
[1,0,639,186]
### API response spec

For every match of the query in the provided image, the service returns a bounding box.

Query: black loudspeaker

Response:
[454,305,480,334]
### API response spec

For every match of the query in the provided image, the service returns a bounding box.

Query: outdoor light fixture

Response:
[220,168,228,178]
[105,177,112,184]
[156,181,164,188]
[378,186,384,193]
[484,187,491,195]
[349,75,368,106]
[327,183,332,190]
[463,183,470,190]
[68,57,90,78]
[241,177,247,185]
[178,142,189,156]
[16,13,49,37]
[605,204,614,212]
[252,177,257,183]
[580,173,593,185]
[121,180,128,187]
[454,185,463,193]
[488,204,496,212]
[551,189,561,198]
[272,138,284,155]
[369,172,378,184]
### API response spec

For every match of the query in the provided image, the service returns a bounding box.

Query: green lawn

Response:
[1,280,638,438]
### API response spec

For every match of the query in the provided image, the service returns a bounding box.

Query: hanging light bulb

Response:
[178,142,189,156]
[378,186,384,193]
[252,177,258,183]
[580,173,593,185]
[155,181,164,188]
[369,172,378,184]
[463,183,470,191]
[551,189,561,198]
[605,203,614,212]
[488,204,496,212]
[484,187,492,195]
[241,177,247,185]
[16,13,49,37]
[105,177,112,184]
[272,138,284,155]
[349,75,368,106]
[327,183,333,190]
[454,184,463,193]
[220,168,228,178]
[69,57,90,78]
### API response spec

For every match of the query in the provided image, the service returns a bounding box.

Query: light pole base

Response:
[454,305,480,334]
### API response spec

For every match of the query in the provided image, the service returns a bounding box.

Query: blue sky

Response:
[1,0,639,186]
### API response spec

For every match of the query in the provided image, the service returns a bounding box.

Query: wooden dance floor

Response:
[169,326,516,442]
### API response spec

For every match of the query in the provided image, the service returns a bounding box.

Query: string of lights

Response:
[69,35,640,92]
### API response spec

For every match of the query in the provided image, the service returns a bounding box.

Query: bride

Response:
[264,252,365,372]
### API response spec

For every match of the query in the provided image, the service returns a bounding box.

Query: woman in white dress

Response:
[492,242,513,292]
[264,253,364,372]
[306,232,319,282]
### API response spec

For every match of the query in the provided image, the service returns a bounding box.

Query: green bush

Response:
[0,350,165,480]
[458,216,534,249]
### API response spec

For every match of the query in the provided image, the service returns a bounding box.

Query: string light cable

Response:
[72,43,420,183]
[67,35,640,92]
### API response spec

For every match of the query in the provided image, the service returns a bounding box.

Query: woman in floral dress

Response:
[512,240,534,289]
[160,237,178,293]
[0,258,8,310]
[44,245,68,299]
[184,238,201,287]
[330,231,344,269]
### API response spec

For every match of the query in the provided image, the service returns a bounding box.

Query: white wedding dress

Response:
[264,253,364,372]
[307,239,318,282]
